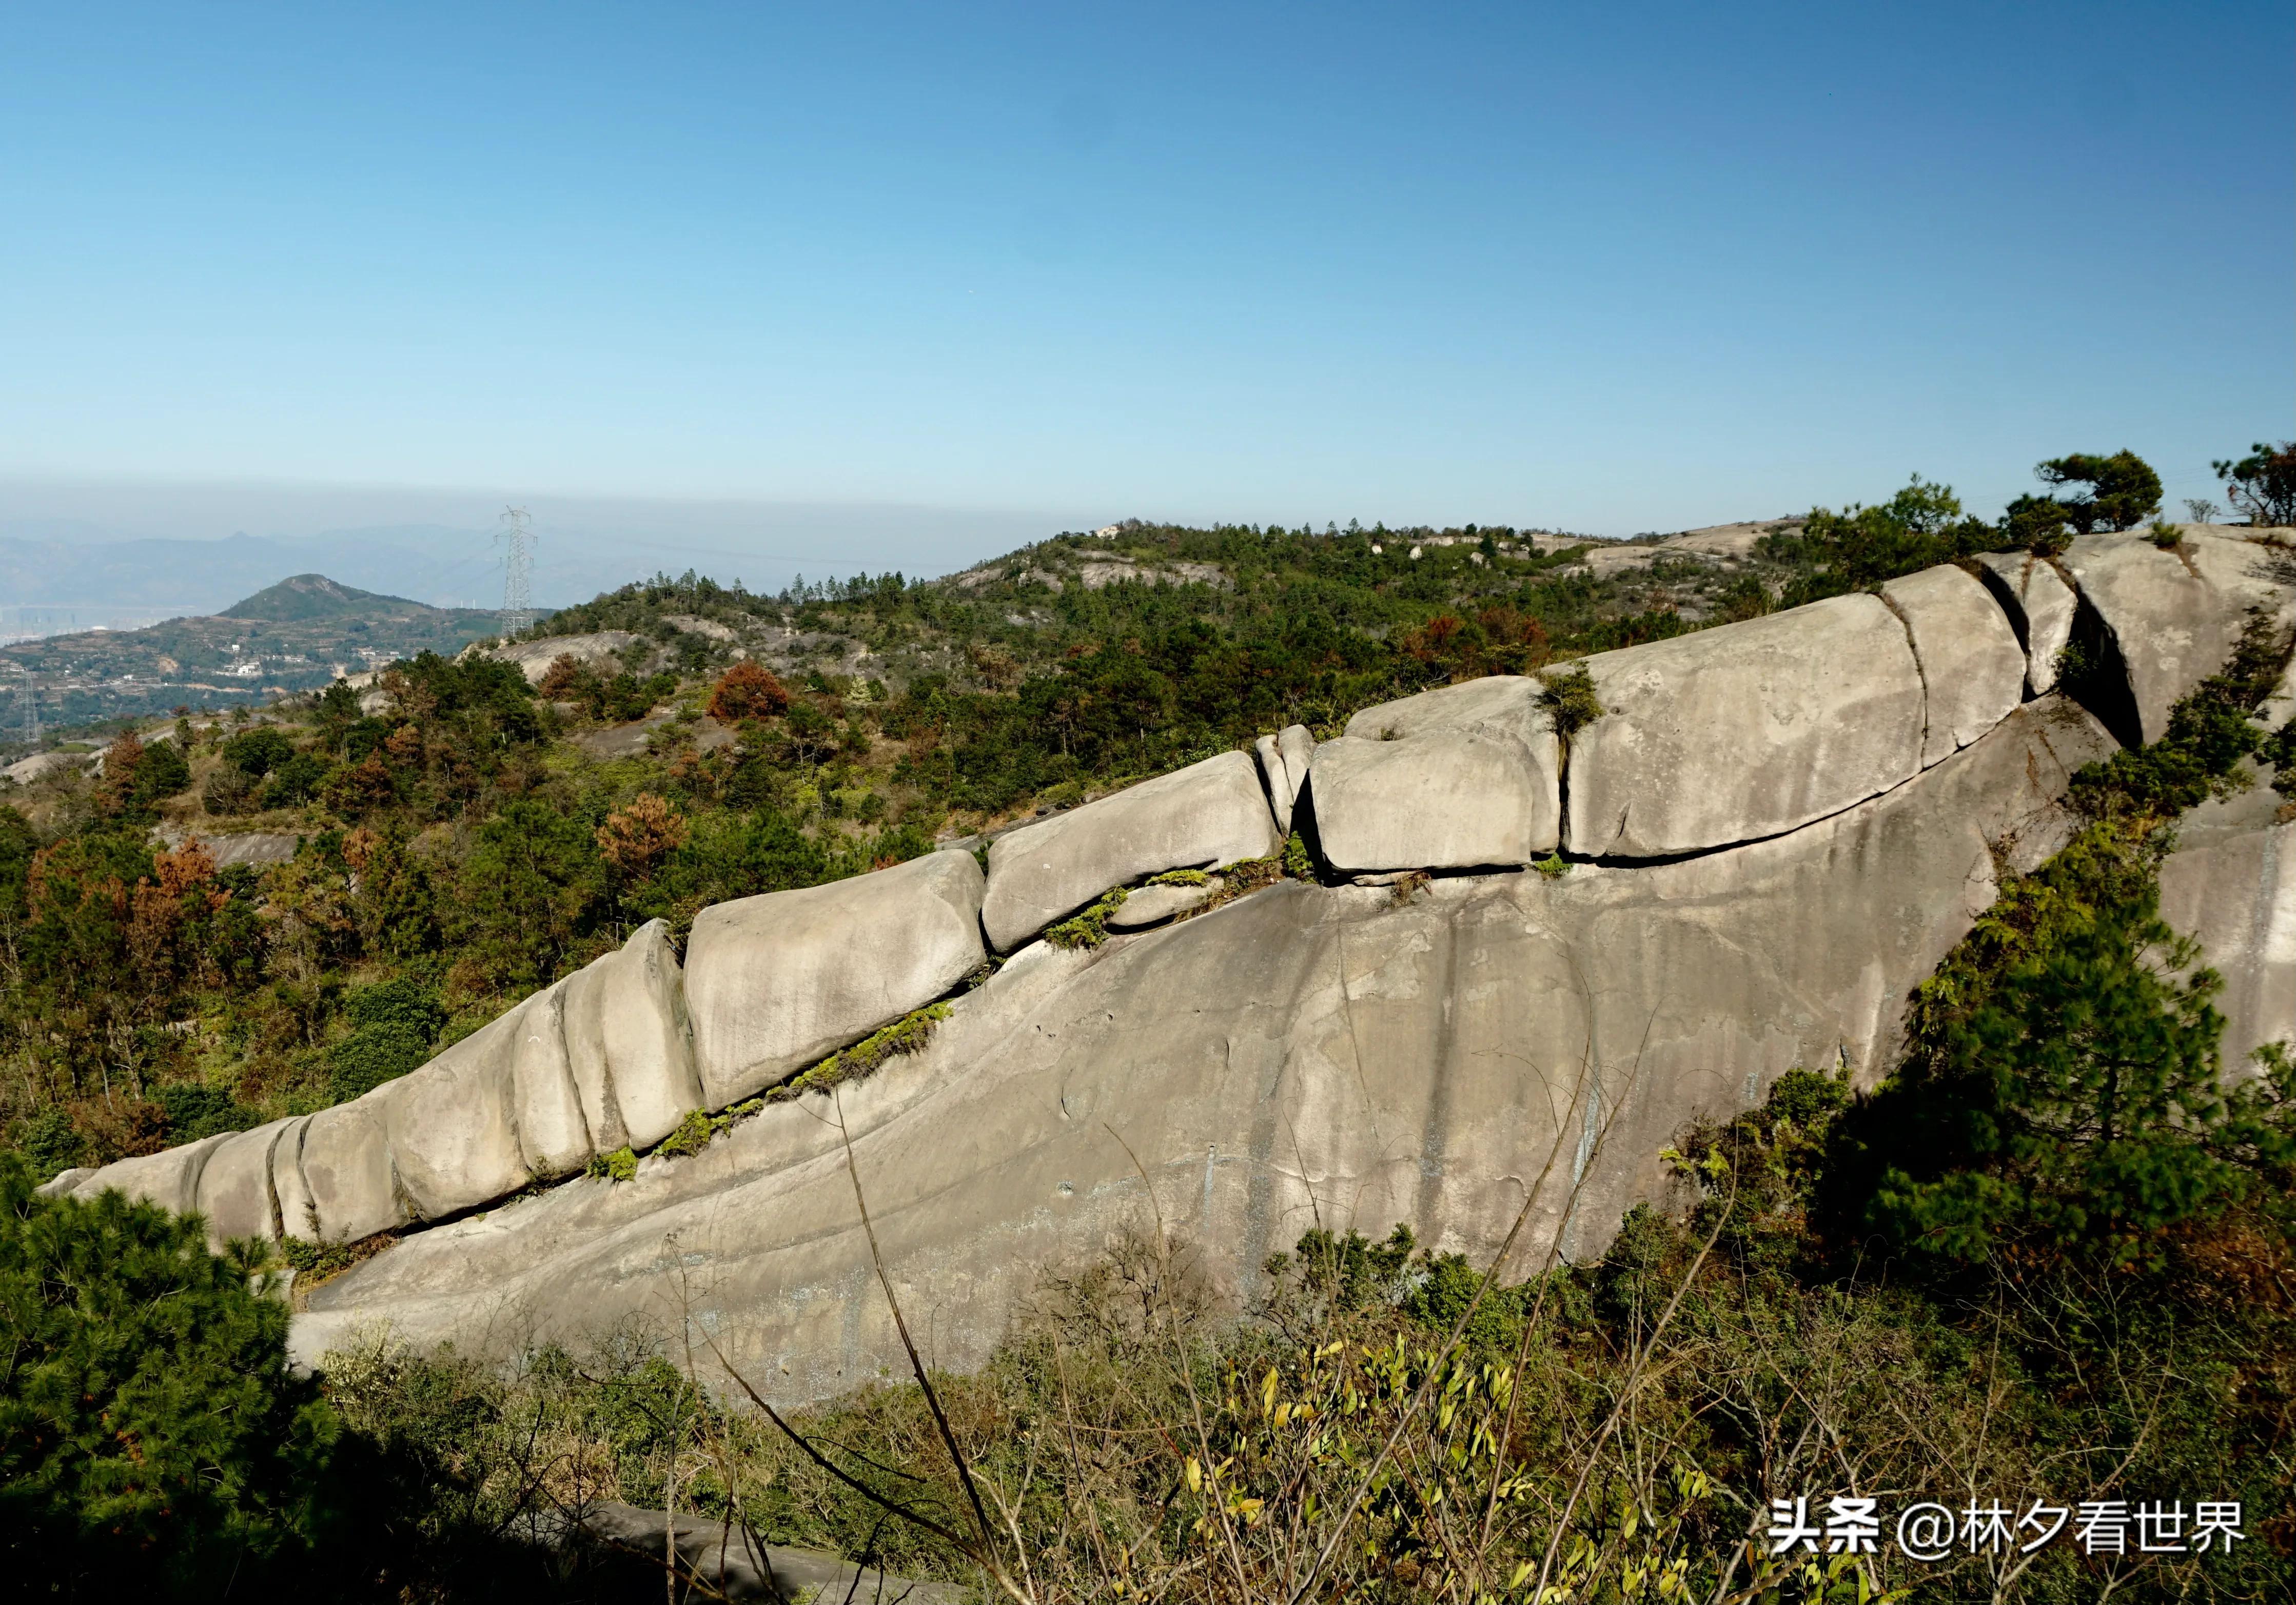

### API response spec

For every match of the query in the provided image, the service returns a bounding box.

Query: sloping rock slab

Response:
[983,751,1279,951]
[2158,821,2294,1074]
[1880,564,2026,765]
[1566,595,1924,858]
[686,849,987,1107]
[299,1099,409,1244]
[1975,550,2077,696]
[295,703,2122,1400]
[2061,530,2296,744]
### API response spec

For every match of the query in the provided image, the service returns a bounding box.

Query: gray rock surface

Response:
[1311,727,1558,874]
[1255,735,1294,834]
[1105,878,1215,929]
[192,1118,299,1243]
[1975,551,2078,696]
[686,850,988,1107]
[1880,564,2026,766]
[66,1132,231,1216]
[510,983,593,1179]
[378,1006,533,1222]
[2159,821,2294,1074]
[1277,724,1314,816]
[272,1118,318,1241]
[1341,674,1550,747]
[982,751,1281,951]
[292,702,2122,1397]
[1565,595,1925,858]
[564,921,704,1151]
[299,1099,408,1244]
[2061,530,2296,744]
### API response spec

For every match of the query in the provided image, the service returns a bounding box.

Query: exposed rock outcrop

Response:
[1565,595,1926,858]
[1880,564,2027,766]
[1975,550,2077,696]
[982,752,1281,951]
[290,701,2121,1395]
[685,850,987,1107]
[2061,529,2296,744]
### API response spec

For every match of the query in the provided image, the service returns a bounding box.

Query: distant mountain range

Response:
[0,574,509,734]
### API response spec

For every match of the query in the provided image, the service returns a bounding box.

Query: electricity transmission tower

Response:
[16,678,36,746]
[496,506,537,637]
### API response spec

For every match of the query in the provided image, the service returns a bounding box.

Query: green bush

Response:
[0,1155,340,1597]
[326,976,444,1103]
[221,726,297,778]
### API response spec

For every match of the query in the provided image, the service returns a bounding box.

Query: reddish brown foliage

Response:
[537,653,584,699]
[596,792,688,880]
[707,660,790,722]
[69,1096,169,1163]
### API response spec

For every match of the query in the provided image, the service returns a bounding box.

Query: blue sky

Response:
[1,1,2288,566]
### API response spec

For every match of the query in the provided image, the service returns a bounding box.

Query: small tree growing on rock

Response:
[2213,439,2296,527]
[2034,448,2163,533]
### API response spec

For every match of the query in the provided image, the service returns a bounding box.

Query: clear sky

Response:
[1,1,2289,560]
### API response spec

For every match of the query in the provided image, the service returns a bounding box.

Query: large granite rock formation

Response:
[1313,677,1563,876]
[1975,550,2077,697]
[290,701,2120,1396]
[1880,564,2027,766]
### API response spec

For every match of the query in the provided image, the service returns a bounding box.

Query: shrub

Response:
[1536,663,1604,737]
[2035,448,2163,532]
[705,660,789,722]
[221,726,297,778]
[327,976,444,1103]
[0,1155,341,1596]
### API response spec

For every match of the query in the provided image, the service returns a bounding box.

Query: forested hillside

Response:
[0,453,2265,1186]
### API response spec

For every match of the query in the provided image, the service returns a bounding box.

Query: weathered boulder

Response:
[1317,677,1562,873]
[510,983,593,1179]
[67,1132,232,1215]
[1105,878,1215,929]
[1975,551,2077,696]
[297,1099,408,1244]
[983,752,1280,951]
[377,1005,532,1221]
[2158,821,2294,1074]
[2060,529,2296,744]
[1565,595,1925,858]
[1277,725,1314,813]
[1341,675,1548,747]
[192,1118,300,1243]
[562,921,703,1151]
[34,1167,94,1200]
[293,702,2123,1397]
[1880,564,2026,766]
[686,850,988,1107]
[1255,735,1294,834]
[1311,728,1558,874]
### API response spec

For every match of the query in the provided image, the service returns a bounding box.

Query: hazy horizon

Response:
[4,4,2286,546]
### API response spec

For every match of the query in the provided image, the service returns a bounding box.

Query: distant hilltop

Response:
[0,573,522,732]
